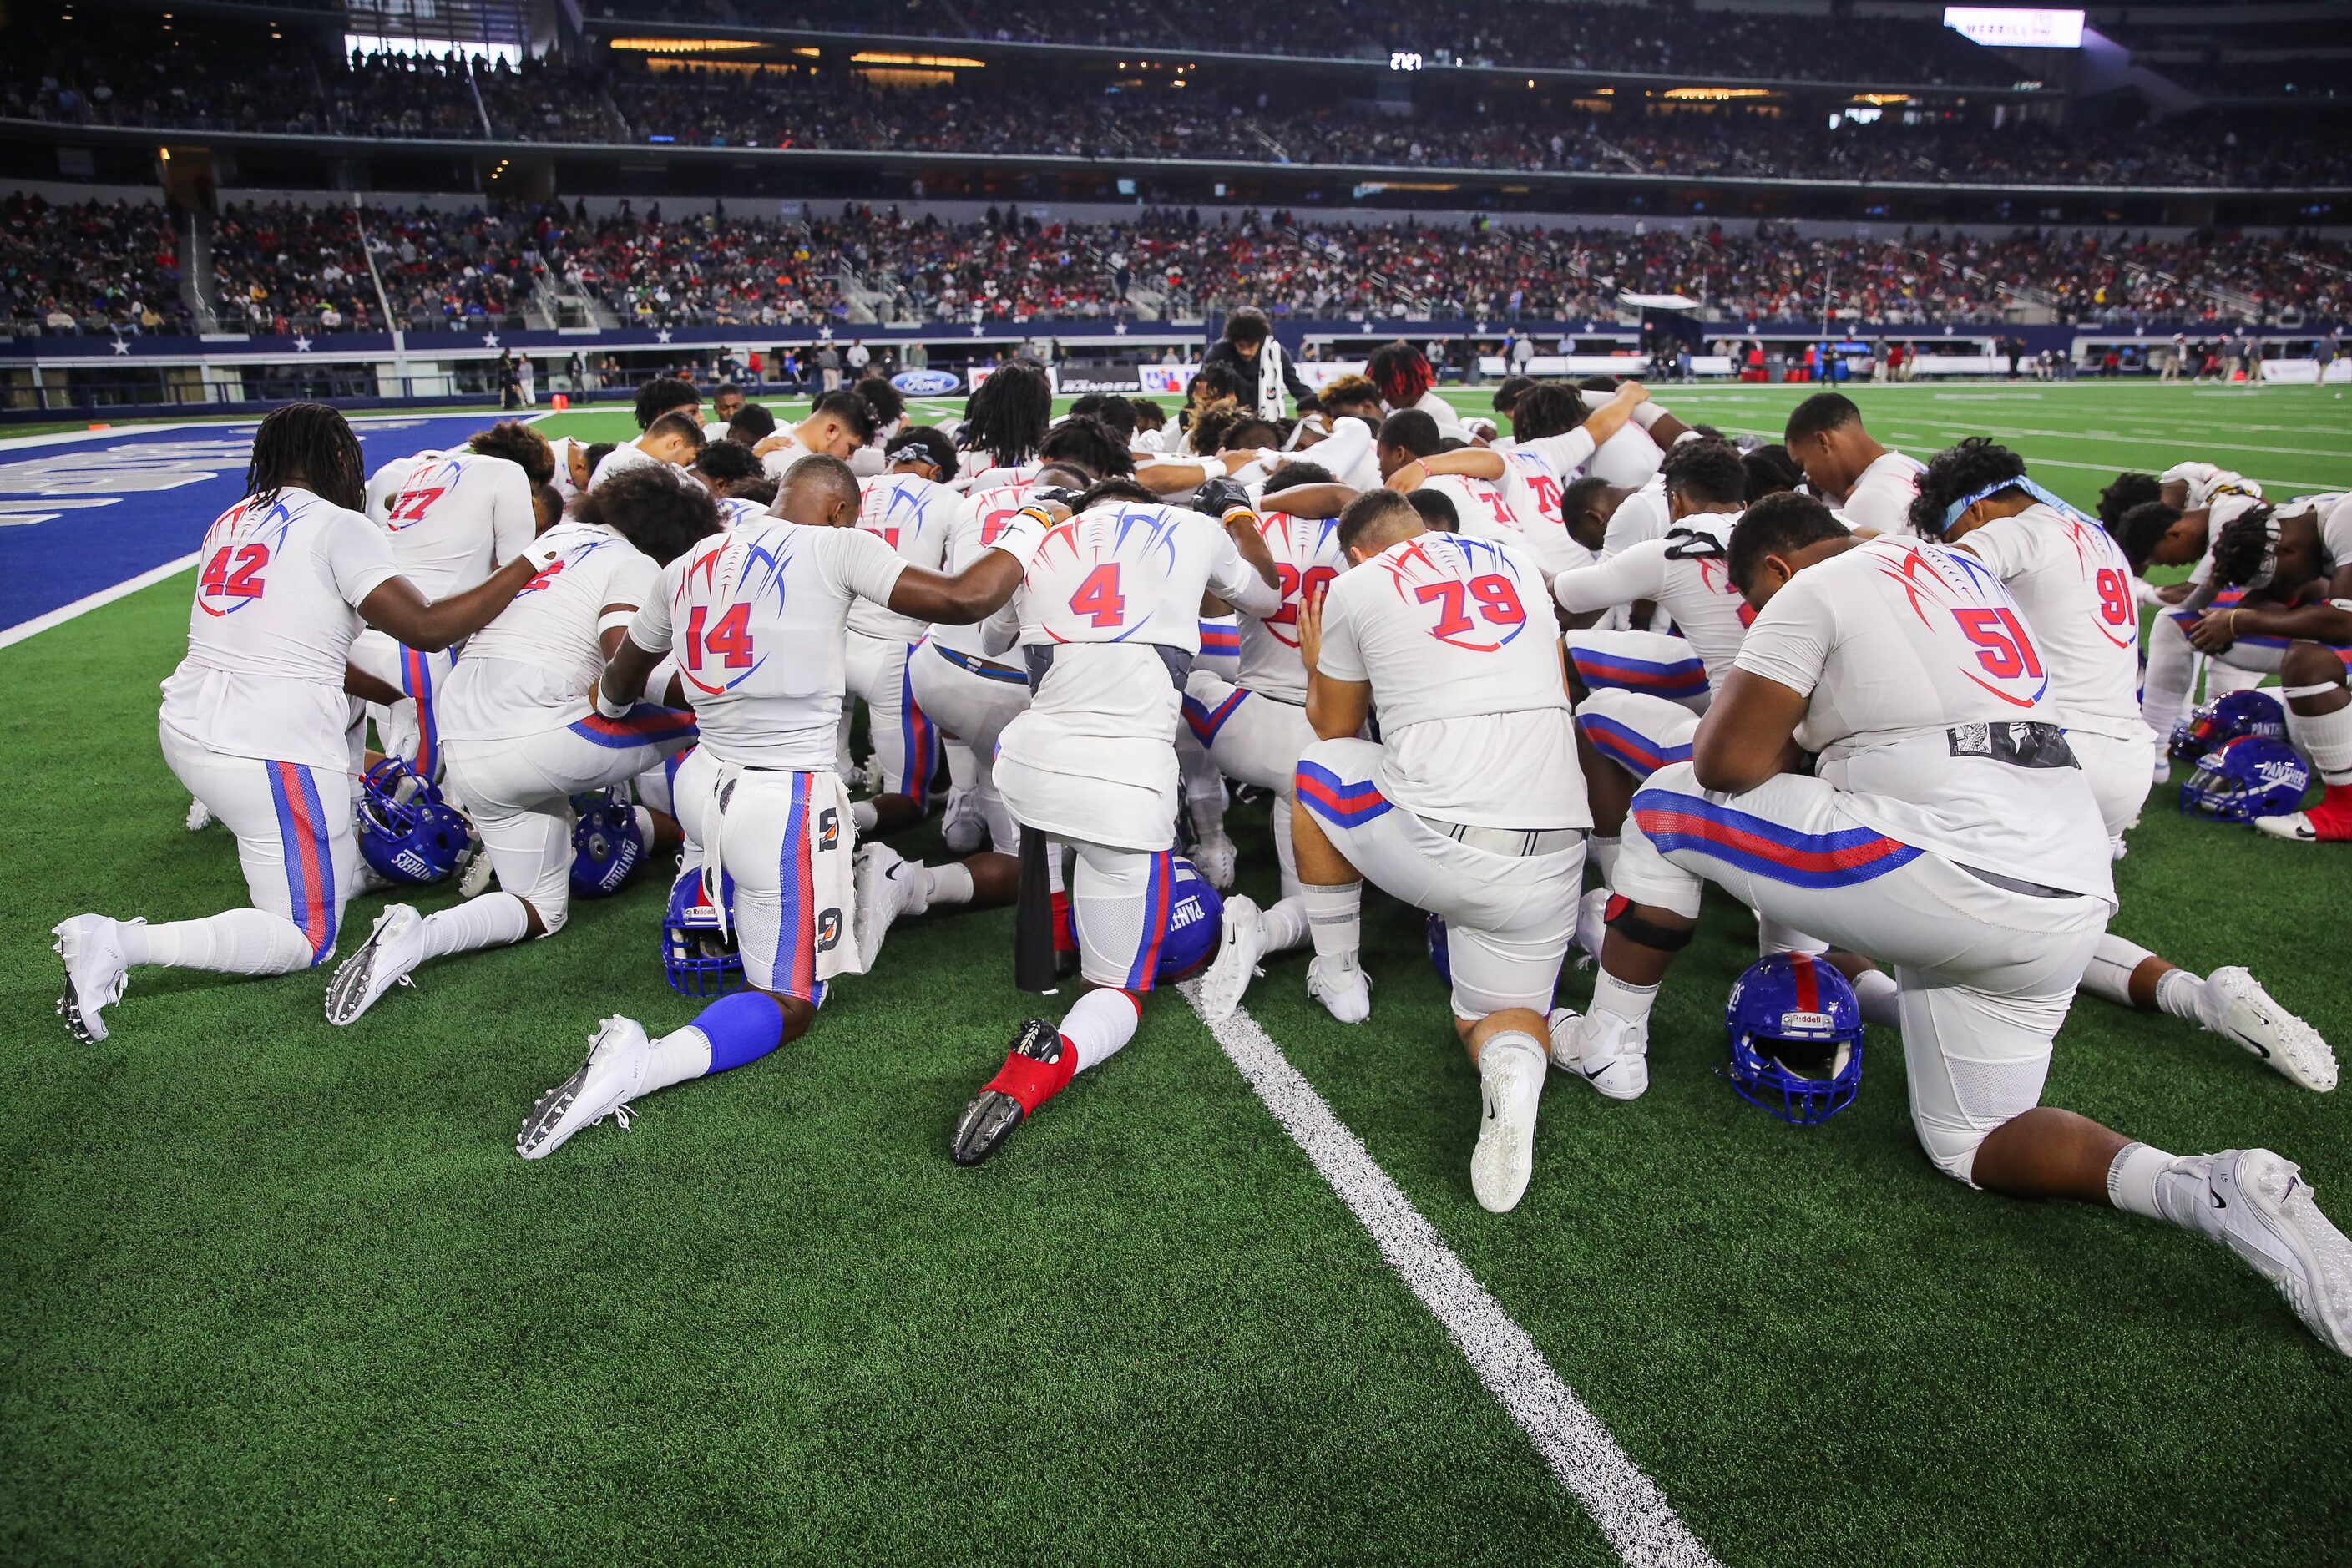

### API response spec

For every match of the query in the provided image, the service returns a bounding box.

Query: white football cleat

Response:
[1560,1009,1649,1100]
[1190,829,1237,892]
[184,796,214,832]
[2204,968,2337,1092]
[324,903,426,1026]
[2253,811,2318,842]
[1470,1043,1544,1214]
[2150,748,2172,786]
[852,842,913,969]
[1308,952,1371,1024]
[457,833,494,898]
[2203,1150,2352,1356]
[941,787,987,856]
[52,914,134,1044]
[517,1015,653,1161]
[1196,893,1266,1023]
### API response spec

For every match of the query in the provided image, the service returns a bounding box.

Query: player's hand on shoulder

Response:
[1191,476,1253,521]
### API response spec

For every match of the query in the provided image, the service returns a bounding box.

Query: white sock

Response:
[123,909,317,974]
[852,799,879,832]
[1258,895,1308,955]
[1588,833,1620,885]
[1301,882,1362,959]
[927,861,974,908]
[419,892,532,959]
[1270,792,1301,899]
[1479,1029,1547,1105]
[642,1024,715,1095]
[2107,1141,2224,1237]
[2284,695,2352,785]
[631,804,656,844]
[2156,967,2216,1028]
[1851,968,1902,1029]
[1060,988,1141,1074]
[1590,969,1659,1028]
[2081,933,2153,1009]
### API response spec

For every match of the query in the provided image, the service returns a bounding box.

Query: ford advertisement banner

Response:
[891,367,960,396]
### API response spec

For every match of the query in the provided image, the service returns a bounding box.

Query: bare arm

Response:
[1387,447,1505,492]
[1259,482,1358,519]
[344,662,402,706]
[888,549,1027,626]
[598,635,663,711]
[1690,668,1811,794]
[1297,580,1370,739]
[357,557,538,653]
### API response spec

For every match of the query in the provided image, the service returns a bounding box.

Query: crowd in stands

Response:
[8,22,2348,190]
[0,195,191,334]
[588,0,2020,86]
[8,195,2345,336]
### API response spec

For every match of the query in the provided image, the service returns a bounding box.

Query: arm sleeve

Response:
[1206,525,1284,619]
[1519,428,1596,475]
[625,559,682,654]
[1553,541,1668,614]
[1732,576,1833,698]
[1314,582,1369,685]
[326,512,402,608]
[490,464,537,567]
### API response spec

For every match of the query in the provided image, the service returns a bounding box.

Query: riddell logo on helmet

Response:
[1779,1010,1838,1033]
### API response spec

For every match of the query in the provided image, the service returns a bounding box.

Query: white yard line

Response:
[0,554,197,650]
[1178,981,1719,1568]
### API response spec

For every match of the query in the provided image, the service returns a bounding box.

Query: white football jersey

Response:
[997,501,1282,797]
[1601,479,1672,559]
[372,450,537,599]
[1421,473,1523,545]
[1503,427,1599,483]
[365,451,438,520]
[438,519,661,742]
[1732,535,2114,902]
[160,486,401,771]
[1234,508,1348,704]
[630,522,908,770]
[1586,423,1665,488]
[1954,503,2145,741]
[1554,510,1751,688]
[548,437,589,501]
[1317,531,1586,829]
[1839,448,1927,539]
[1307,417,1383,493]
[2161,462,2261,512]
[1493,444,1591,574]
[928,476,1037,665]
[849,472,959,641]
[715,495,769,530]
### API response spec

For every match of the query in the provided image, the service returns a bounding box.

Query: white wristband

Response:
[593,681,634,721]
[521,538,563,571]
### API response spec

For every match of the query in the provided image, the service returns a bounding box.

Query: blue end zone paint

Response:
[0,416,524,630]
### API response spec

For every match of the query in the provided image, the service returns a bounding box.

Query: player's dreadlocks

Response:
[2209,503,2281,588]
[1508,384,1587,440]
[1908,436,2029,539]
[246,402,365,513]
[572,465,720,566]
[1366,341,1434,410]
[960,358,1054,468]
[1743,443,1804,503]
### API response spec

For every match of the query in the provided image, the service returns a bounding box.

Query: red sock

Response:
[1050,889,1076,958]
[982,1040,1077,1113]
[2308,783,2352,838]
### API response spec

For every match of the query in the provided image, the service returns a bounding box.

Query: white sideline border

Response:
[0,411,561,649]
[1178,981,1719,1568]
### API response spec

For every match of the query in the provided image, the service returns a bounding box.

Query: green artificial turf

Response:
[3,382,2349,1565]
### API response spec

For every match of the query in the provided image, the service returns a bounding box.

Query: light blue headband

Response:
[1940,473,2092,533]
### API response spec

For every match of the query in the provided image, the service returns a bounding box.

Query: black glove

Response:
[1029,486,1084,512]
[1191,476,1252,519]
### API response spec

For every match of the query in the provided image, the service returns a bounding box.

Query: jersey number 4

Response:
[199,543,269,602]
[1070,564,1125,628]
[683,603,755,670]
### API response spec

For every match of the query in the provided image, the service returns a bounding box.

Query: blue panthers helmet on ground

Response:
[2170,689,2288,762]
[661,865,742,997]
[1725,952,1864,1125]
[569,792,646,899]
[1156,857,1224,982]
[356,757,471,885]
[2177,735,2312,823]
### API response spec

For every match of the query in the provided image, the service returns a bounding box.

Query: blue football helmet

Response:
[356,757,471,885]
[569,792,646,900]
[661,864,742,997]
[2177,735,2312,823]
[1725,952,1864,1126]
[1156,857,1223,982]
[2170,689,2288,762]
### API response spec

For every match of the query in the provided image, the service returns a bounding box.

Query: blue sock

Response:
[694,991,787,1073]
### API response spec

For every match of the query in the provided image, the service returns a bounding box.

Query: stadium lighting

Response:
[849,52,988,68]
[608,38,766,53]
[1663,87,1774,100]
[1941,7,2086,48]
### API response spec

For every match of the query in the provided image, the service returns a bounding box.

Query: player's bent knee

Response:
[1911,1115,1986,1186]
[532,899,568,938]
[2279,640,2348,692]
